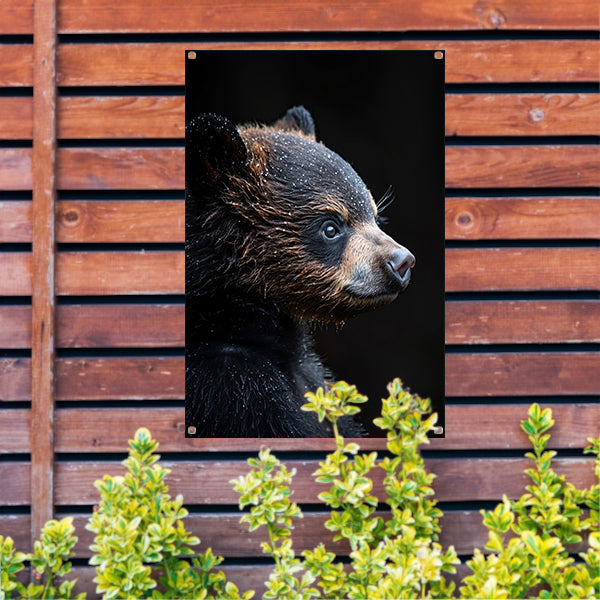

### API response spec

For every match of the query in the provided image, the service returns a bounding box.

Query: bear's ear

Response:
[185,113,248,196]
[273,105,316,138]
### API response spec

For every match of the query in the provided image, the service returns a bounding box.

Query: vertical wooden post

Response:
[31,0,58,548]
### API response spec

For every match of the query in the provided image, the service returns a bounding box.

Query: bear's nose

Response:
[389,248,415,279]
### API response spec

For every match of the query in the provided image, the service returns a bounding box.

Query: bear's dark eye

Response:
[321,220,341,240]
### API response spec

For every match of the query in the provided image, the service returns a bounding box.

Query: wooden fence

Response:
[0,0,598,595]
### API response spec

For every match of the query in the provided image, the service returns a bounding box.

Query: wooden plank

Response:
[0,201,32,243]
[1,462,30,506]
[31,0,58,546]
[446,197,600,240]
[0,306,31,349]
[56,0,598,33]
[50,456,596,506]
[57,41,600,87]
[0,0,33,34]
[0,358,31,401]
[447,248,600,292]
[56,200,183,243]
[3,352,596,402]
[52,403,600,453]
[55,357,182,400]
[0,98,33,139]
[56,251,183,295]
[54,146,599,190]
[56,148,183,190]
[56,304,184,347]
[6,298,597,350]
[446,352,600,396]
[0,45,34,86]
[446,300,600,344]
[4,248,599,297]
[446,145,599,188]
[0,149,33,190]
[57,96,184,139]
[0,253,32,295]
[51,94,600,140]
[0,409,30,453]
[446,93,600,137]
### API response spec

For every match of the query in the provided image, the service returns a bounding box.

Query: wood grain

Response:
[446,248,600,292]
[47,456,595,505]
[0,45,33,86]
[3,354,599,401]
[0,201,32,243]
[4,248,599,296]
[0,507,589,558]
[5,197,599,244]
[55,0,599,33]
[31,0,58,544]
[57,96,184,139]
[0,0,33,34]
[446,197,600,240]
[55,251,184,295]
[0,409,29,453]
[48,403,599,453]
[446,145,599,188]
[446,300,600,344]
[0,306,31,349]
[446,352,600,396]
[0,98,33,139]
[0,149,33,190]
[56,41,600,86]
[56,200,183,243]
[446,93,600,137]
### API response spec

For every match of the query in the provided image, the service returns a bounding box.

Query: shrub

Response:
[232,379,599,600]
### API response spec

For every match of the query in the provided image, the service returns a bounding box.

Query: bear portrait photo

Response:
[185,51,445,438]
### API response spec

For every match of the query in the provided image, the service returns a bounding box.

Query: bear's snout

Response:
[387,247,415,289]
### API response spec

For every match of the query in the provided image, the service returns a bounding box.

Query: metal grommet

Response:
[188,51,197,60]
[187,426,197,435]
[434,51,444,60]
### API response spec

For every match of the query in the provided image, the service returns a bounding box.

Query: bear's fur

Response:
[185,106,414,437]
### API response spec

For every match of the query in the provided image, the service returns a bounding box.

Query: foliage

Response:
[86,427,252,600]
[233,380,599,600]
[0,517,83,600]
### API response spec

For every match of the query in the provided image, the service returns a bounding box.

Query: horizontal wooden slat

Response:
[446,300,600,344]
[57,96,184,139]
[2,402,596,454]
[56,200,183,242]
[0,98,32,139]
[0,149,32,190]
[446,145,599,188]
[57,41,600,86]
[55,0,598,33]
[446,352,600,396]
[52,456,597,505]
[4,197,598,244]
[5,299,598,349]
[49,404,600,452]
[3,353,598,401]
[446,248,600,292]
[4,146,598,192]
[0,45,33,86]
[2,455,596,505]
[0,507,588,559]
[0,201,32,243]
[3,248,598,297]
[446,197,600,240]
[446,93,600,137]
[0,0,33,34]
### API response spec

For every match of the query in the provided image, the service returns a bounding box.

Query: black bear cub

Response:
[185,106,415,437]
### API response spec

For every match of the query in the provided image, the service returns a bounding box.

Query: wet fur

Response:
[185,107,413,437]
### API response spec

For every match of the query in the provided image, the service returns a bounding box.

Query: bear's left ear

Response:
[273,106,316,139]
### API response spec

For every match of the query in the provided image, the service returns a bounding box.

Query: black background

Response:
[186,51,445,436]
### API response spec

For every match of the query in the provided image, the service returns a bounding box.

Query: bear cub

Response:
[185,106,415,437]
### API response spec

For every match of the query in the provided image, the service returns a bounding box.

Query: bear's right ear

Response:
[185,113,248,196]
[273,106,316,139]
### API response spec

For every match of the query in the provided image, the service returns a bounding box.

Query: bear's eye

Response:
[321,220,341,240]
